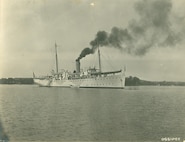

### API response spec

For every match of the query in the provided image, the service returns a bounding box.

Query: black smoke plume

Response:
[76,31,109,61]
[77,0,184,60]
[76,47,94,61]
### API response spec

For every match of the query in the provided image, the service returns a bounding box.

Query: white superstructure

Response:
[33,44,125,89]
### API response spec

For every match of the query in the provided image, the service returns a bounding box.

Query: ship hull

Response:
[34,78,51,87]
[34,73,125,89]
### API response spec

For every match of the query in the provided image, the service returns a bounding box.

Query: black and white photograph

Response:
[0,0,185,141]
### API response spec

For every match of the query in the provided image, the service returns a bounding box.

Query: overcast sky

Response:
[0,0,185,81]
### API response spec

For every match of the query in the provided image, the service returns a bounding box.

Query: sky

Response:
[0,0,185,81]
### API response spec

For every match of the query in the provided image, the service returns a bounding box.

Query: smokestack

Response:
[76,60,80,73]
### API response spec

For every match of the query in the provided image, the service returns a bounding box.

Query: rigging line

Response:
[91,51,98,69]
[93,52,97,68]
[101,51,115,70]
[48,45,55,71]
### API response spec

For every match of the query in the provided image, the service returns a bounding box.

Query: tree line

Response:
[0,78,33,84]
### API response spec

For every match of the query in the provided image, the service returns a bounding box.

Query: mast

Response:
[55,42,59,75]
[98,46,102,73]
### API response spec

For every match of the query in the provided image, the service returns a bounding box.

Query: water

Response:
[0,85,185,142]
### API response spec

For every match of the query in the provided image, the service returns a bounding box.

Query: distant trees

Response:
[0,78,34,84]
[125,76,140,86]
[125,76,185,86]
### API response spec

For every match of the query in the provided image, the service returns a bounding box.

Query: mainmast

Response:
[55,42,59,75]
[98,46,102,73]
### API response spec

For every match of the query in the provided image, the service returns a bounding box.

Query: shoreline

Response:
[0,77,185,86]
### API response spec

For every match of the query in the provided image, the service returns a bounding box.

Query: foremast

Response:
[55,42,59,77]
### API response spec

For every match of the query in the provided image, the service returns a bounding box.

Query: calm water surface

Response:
[0,85,185,142]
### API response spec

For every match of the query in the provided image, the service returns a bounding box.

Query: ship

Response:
[33,43,125,89]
